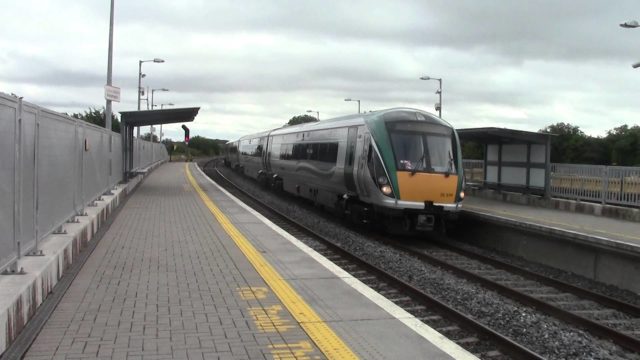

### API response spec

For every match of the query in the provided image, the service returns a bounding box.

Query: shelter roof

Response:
[119,107,200,126]
[456,127,553,144]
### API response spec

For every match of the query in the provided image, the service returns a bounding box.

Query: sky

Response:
[1,1,639,141]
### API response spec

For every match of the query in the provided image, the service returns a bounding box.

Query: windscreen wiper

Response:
[444,150,454,177]
[411,152,426,176]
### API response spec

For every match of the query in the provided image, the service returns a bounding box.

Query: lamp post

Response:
[137,58,164,137]
[419,75,442,118]
[151,88,169,109]
[158,103,174,142]
[620,20,640,68]
[306,109,319,121]
[344,98,361,113]
[105,0,114,132]
[149,88,169,142]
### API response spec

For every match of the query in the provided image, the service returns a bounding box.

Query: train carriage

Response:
[224,108,464,232]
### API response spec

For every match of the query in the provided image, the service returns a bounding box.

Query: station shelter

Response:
[457,127,553,198]
[119,107,199,180]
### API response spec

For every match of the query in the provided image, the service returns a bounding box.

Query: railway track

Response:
[202,159,543,360]
[385,237,640,354]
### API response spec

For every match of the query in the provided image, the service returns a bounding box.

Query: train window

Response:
[254,145,263,157]
[389,125,456,174]
[328,143,338,163]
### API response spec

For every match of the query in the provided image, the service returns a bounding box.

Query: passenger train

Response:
[223,108,464,233]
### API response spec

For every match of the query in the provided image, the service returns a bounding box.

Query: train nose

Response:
[396,172,458,203]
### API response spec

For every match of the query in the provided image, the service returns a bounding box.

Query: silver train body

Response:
[224,108,465,232]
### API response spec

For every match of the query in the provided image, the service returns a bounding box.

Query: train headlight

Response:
[377,176,388,185]
[380,184,393,196]
[459,191,465,200]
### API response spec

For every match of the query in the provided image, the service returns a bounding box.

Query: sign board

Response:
[104,85,121,102]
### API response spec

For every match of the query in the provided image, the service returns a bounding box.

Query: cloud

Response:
[1,0,639,143]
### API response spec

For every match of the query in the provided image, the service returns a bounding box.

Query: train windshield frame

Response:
[387,121,456,175]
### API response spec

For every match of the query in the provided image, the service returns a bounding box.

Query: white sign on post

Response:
[104,85,121,102]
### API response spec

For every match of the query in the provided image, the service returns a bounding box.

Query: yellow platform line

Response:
[465,204,640,242]
[185,164,359,360]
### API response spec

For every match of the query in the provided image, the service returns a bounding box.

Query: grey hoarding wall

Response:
[0,92,167,273]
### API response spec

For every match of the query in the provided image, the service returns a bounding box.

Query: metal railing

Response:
[462,159,484,184]
[462,159,640,207]
[0,92,168,273]
[550,163,640,206]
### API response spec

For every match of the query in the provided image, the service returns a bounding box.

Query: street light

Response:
[149,88,169,142]
[158,103,174,142]
[151,88,169,109]
[633,62,640,69]
[138,58,164,110]
[137,58,164,138]
[344,98,361,114]
[419,75,443,118]
[306,110,319,121]
[620,20,639,28]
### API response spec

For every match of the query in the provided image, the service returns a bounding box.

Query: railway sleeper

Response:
[454,336,480,345]
[435,325,460,333]
[478,350,504,358]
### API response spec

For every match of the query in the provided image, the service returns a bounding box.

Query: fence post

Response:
[14,97,23,262]
[602,166,609,205]
[33,119,40,253]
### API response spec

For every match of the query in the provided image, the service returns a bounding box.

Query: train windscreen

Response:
[388,122,456,174]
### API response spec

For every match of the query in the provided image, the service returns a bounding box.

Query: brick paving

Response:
[24,163,324,360]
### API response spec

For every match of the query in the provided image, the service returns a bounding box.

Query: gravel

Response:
[204,160,640,360]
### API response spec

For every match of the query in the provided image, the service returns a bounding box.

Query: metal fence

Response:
[462,159,640,207]
[462,159,485,184]
[550,163,640,206]
[0,93,168,273]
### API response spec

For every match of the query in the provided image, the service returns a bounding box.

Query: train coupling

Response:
[414,214,435,231]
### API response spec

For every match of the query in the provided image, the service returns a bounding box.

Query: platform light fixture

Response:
[344,98,361,114]
[306,109,319,121]
[157,103,175,142]
[620,20,639,28]
[620,20,640,69]
[137,57,165,138]
[419,75,442,118]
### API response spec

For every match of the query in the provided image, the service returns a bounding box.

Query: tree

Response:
[540,123,589,163]
[288,114,318,126]
[188,135,221,156]
[461,141,483,160]
[69,107,120,133]
[141,132,158,142]
[606,125,640,166]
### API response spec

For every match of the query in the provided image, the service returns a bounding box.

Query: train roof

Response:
[230,107,454,142]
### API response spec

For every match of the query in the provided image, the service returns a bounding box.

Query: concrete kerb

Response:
[461,209,640,294]
[466,188,640,222]
[0,159,166,356]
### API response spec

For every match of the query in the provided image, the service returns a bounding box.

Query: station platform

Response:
[462,196,640,252]
[461,195,640,294]
[22,162,475,360]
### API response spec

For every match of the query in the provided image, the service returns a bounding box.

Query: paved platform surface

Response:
[23,162,473,360]
[463,196,640,250]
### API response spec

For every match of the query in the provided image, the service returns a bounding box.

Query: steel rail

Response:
[202,160,545,360]
[434,239,640,318]
[385,240,640,354]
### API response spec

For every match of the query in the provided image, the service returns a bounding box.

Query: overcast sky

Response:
[2,1,639,141]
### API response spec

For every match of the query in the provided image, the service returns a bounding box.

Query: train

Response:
[223,107,464,233]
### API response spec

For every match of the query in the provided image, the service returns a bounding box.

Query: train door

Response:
[344,126,358,193]
[356,131,370,198]
[260,136,269,172]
